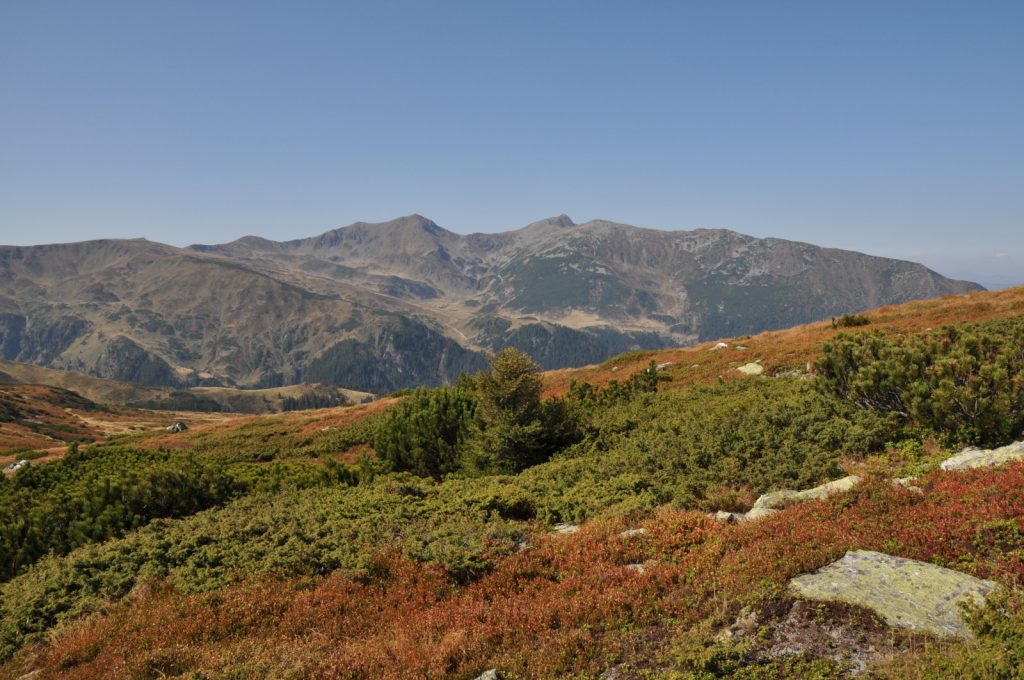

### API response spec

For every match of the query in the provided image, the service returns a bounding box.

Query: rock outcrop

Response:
[712,475,862,523]
[790,550,996,639]
[752,475,861,511]
[736,362,764,375]
[940,441,1024,471]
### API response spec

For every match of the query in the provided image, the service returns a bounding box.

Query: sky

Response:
[1,1,1022,288]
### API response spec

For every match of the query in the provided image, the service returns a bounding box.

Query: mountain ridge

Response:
[0,215,982,393]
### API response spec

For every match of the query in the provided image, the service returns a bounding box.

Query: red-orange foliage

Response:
[12,462,1024,679]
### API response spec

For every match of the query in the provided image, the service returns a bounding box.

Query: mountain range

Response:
[0,215,981,393]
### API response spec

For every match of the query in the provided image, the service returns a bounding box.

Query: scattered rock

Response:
[790,550,996,639]
[773,368,813,379]
[711,342,729,350]
[165,421,188,432]
[655,361,673,370]
[624,560,656,574]
[736,345,749,351]
[742,507,779,521]
[611,366,619,372]
[736,362,764,375]
[553,523,579,534]
[4,460,29,474]
[474,670,500,680]
[690,364,700,369]
[752,475,861,511]
[712,476,861,523]
[619,528,647,538]
[940,441,1024,471]
[892,476,924,494]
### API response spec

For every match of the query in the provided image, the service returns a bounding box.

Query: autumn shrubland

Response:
[2,288,1024,678]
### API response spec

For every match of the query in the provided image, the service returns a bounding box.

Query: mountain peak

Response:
[393,213,446,235]
[521,214,576,232]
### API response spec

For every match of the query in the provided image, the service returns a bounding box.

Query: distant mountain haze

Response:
[0,215,981,393]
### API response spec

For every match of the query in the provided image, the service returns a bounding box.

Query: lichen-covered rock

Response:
[474,670,500,680]
[712,476,862,523]
[752,475,861,510]
[790,550,996,639]
[742,507,779,521]
[736,362,764,375]
[940,441,1024,471]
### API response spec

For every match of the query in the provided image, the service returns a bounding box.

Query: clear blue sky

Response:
[2,1,1022,287]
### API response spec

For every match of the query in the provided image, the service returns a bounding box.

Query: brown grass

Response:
[542,286,1024,398]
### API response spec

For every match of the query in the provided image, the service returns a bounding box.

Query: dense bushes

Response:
[0,475,525,659]
[516,377,893,521]
[816,318,1024,445]
[0,446,240,581]
[19,461,1024,679]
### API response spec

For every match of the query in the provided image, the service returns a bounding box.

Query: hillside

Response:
[0,216,979,393]
[0,359,373,414]
[0,384,236,463]
[1,287,1022,679]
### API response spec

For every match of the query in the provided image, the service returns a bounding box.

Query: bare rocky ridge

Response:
[0,215,981,392]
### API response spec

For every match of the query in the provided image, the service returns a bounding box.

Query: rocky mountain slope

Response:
[0,215,981,392]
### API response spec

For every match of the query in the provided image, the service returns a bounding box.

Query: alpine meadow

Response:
[2,2,1023,678]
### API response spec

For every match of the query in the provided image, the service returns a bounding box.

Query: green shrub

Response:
[832,313,871,328]
[0,446,241,581]
[374,386,478,479]
[816,318,1024,446]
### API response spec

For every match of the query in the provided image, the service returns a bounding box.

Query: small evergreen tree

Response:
[373,386,477,479]
[465,348,566,473]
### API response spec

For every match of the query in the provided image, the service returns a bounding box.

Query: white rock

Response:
[710,510,743,523]
[940,441,1024,471]
[553,523,579,534]
[619,528,647,538]
[711,342,729,350]
[741,507,779,521]
[752,475,861,510]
